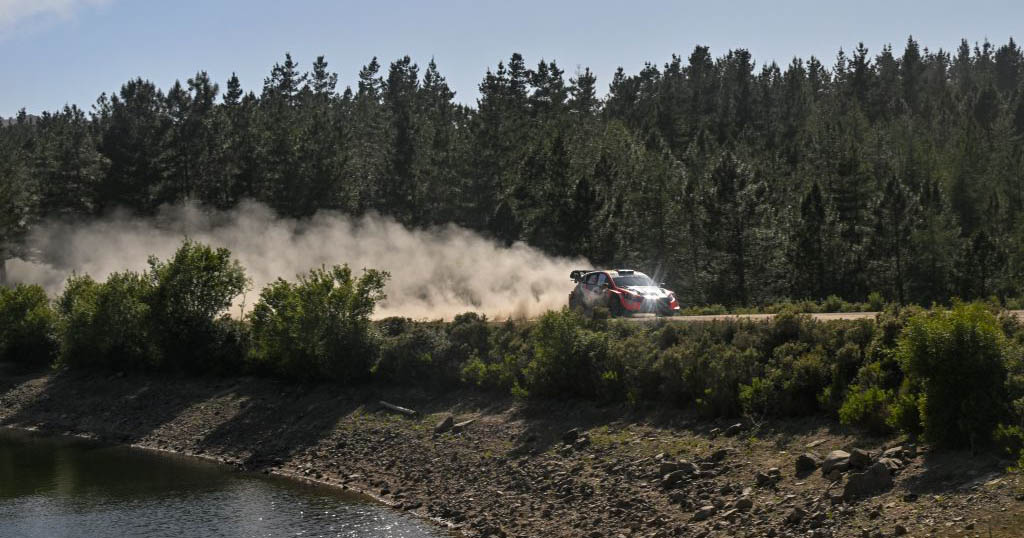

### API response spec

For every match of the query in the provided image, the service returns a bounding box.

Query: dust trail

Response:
[5,201,590,320]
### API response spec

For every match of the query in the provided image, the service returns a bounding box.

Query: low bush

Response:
[57,272,157,370]
[0,284,57,367]
[520,308,608,398]
[249,265,387,382]
[897,302,1009,448]
[146,239,250,372]
[838,385,894,435]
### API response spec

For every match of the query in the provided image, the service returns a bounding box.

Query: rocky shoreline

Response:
[1,368,1021,538]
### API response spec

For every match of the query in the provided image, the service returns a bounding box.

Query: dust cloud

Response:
[5,201,590,320]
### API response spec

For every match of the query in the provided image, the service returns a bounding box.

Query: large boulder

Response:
[843,461,894,501]
[821,450,851,475]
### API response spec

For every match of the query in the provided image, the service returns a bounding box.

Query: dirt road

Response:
[634,309,1024,322]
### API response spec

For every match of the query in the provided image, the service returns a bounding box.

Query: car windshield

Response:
[613,274,655,287]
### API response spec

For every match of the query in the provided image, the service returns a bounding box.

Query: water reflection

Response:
[0,429,446,538]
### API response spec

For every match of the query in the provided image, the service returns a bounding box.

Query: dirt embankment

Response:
[1,368,1022,538]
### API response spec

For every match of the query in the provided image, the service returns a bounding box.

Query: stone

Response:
[877,457,902,473]
[693,505,717,521]
[785,506,806,524]
[710,448,733,462]
[724,423,744,437]
[659,461,679,475]
[849,448,872,469]
[821,450,851,475]
[452,419,475,433]
[757,470,781,487]
[434,415,454,434]
[882,446,905,460]
[795,452,822,475]
[806,439,827,449]
[843,462,894,501]
[893,524,908,536]
[735,497,754,511]
[563,428,579,444]
[662,470,691,488]
[679,461,701,475]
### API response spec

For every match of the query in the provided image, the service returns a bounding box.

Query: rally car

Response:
[568,269,680,317]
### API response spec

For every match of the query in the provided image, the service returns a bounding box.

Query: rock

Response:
[668,491,688,504]
[452,419,475,433]
[902,492,918,502]
[710,448,733,462]
[693,505,717,521]
[662,469,691,488]
[679,461,701,475]
[849,448,872,469]
[735,497,753,511]
[795,452,822,475]
[724,423,744,437]
[843,462,894,501]
[894,524,908,536]
[574,435,591,448]
[659,461,679,475]
[785,506,806,524]
[882,445,904,460]
[562,428,579,444]
[821,450,851,475]
[756,467,783,487]
[708,427,721,438]
[877,457,902,473]
[434,415,454,433]
[806,439,827,449]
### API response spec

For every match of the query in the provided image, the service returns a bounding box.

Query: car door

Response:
[582,273,601,308]
[594,272,610,307]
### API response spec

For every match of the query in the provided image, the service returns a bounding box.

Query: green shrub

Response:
[57,272,157,370]
[374,321,460,387]
[897,302,1009,448]
[249,265,387,382]
[867,291,886,311]
[838,385,894,434]
[740,345,829,417]
[521,308,609,399]
[823,295,847,313]
[147,239,249,371]
[0,284,57,367]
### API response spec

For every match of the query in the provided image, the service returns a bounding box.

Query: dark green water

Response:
[0,429,447,538]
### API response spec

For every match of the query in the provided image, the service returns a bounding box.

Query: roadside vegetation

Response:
[5,239,1024,461]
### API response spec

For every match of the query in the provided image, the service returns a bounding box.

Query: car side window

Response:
[585,273,599,286]
[596,273,608,287]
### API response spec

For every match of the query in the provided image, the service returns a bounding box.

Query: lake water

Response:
[0,429,447,538]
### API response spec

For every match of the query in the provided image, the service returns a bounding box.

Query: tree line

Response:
[3,36,1024,306]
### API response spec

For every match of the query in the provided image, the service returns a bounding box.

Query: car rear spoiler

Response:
[570,269,594,282]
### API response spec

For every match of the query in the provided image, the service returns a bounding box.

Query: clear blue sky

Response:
[2,0,1022,117]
